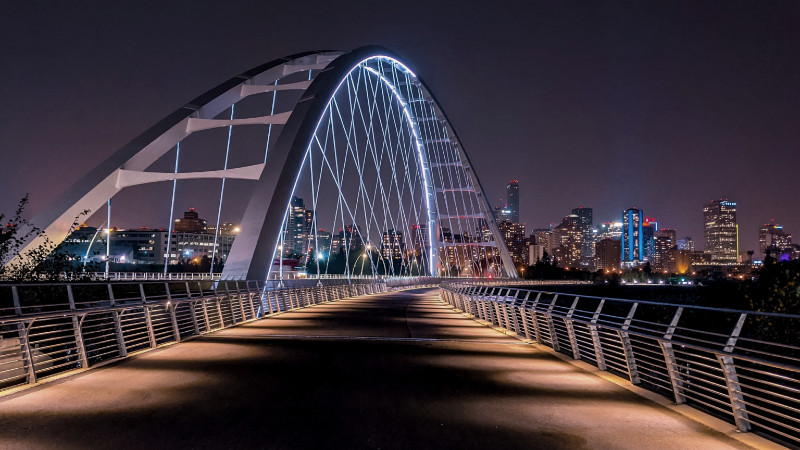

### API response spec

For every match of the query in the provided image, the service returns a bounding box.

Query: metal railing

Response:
[440,282,800,446]
[91,272,222,281]
[0,279,434,394]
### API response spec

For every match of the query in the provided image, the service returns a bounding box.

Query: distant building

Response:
[572,207,594,264]
[60,226,235,267]
[493,205,511,223]
[703,199,738,264]
[622,208,644,265]
[311,228,332,258]
[597,221,623,241]
[759,220,793,260]
[498,221,527,266]
[283,196,308,257]
[528,243,546,264]
[552,214,582,268]
[174,208,206,233]
[595,238,621,272]
[653,228,676,271]
[506,180,520,224]
[677,237,695,251]
[381,229,405,260]
[170,232,234,265]
[332,224,363,254]
[670,249,692,274]
[642,217,658,261]
[207,222,240,236]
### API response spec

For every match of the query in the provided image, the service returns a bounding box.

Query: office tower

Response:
[642,217,658,260]
[283,196,308,257]
[174,208,207,233]
[597,221,623,240]
[653,228,676,270]
[381,229,405,260]
[498,221,526,266]
[493,205,511,223]
[759,220,793,260]
[595,238,621,272]
[572,207,594,263]
[622,208,643,264]
[552,214,582,268]
[507,180,519,224]
[703,199,738,264]
[677,237,695,251]
[314,228,332,257]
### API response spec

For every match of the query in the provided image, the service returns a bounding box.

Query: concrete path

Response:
[0,288,755,449]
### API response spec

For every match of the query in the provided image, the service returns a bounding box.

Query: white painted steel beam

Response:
[116,163,266,188]
[186,112,291,133]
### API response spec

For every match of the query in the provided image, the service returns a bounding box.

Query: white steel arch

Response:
[9,46,517,281]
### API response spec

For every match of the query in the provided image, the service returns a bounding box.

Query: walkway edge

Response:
[438,297,786,450]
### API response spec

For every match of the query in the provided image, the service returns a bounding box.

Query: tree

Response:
[1,195,92,281]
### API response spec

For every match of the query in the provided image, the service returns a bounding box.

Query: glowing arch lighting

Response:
[9,46,517,281]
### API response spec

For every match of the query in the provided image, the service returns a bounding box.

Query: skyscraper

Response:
[571,207,593,263]
[703,199,738,264]
[285,196,308,257]
[552,214,582,268]
[653,228,676,270]
[506,180,519,224]
[622,208,643,265]
[759,220,793,260]
[642,217,658,261]
[595,238,621,272]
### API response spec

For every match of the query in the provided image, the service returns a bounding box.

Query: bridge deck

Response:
[0,288,754,449]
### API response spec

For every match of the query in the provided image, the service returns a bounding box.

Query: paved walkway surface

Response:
[0,288,754,449]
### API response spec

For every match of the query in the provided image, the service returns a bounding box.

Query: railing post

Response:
[717,313,751,432]
[139,284,157,348]
[243,282,256,320]
[107,285,127,357]
[185,284,200,335]
[221,282,237,323]
[565,296,581,360]
[588,299,606,371]
[545,294,560,351]
[165,283,180,343]
[197,282,211,331]
[12,286,37,384]
[266,290,275,315]
[659,307,685,403]
[518,291,533,340]
[618,302,640,384]
[529,292,543,344]
[66,285,89,368]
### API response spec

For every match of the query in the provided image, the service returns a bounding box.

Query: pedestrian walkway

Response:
[0,288,760,449]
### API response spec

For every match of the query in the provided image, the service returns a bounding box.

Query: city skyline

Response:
[492,176,785,254]
[2,2,799,265]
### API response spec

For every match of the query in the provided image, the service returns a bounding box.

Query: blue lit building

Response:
[622,208,644,265]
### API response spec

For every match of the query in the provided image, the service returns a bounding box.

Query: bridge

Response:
[1,46,798,447]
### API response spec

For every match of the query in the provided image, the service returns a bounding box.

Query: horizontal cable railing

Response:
[440,282,800,447]
[0,278,437,394]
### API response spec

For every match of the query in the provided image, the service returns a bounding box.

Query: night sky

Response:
[1,1,799,254]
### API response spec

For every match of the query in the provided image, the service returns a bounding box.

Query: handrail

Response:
[440,281,800,447]
[0,279,436,396]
